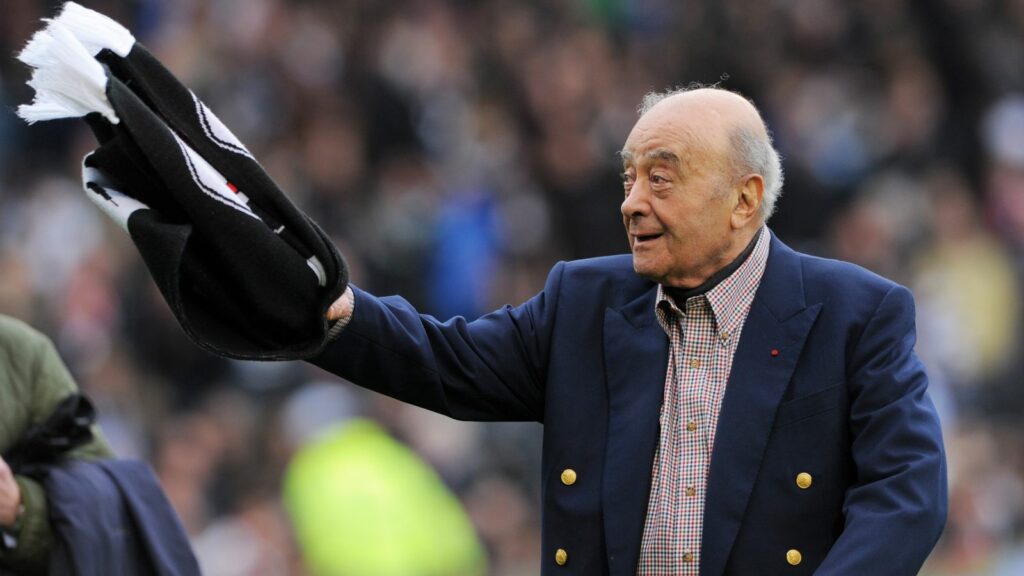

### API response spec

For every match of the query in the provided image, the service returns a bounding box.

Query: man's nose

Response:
[621,182,649,219]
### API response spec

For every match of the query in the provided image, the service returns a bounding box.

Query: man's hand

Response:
[0,457,21,528]
[327,286,355,323]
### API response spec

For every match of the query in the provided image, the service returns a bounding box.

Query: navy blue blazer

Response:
[313,232,947,575]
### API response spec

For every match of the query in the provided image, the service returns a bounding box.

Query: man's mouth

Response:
[633,233,664,244]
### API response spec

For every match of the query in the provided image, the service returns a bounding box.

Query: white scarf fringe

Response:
[16,2,136,125]
[55,2,135,57]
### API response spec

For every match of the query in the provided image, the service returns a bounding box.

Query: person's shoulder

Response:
[784,244,909,315]
[0,314,48,352]
[543,254,652,307]
[560,254,635,275]
[797,251,896,290]
[558,254,644,286]
[0,315,53,388]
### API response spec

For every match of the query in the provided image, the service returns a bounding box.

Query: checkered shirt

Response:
[636,227,770,575]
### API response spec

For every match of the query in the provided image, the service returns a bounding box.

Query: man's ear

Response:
[731,174,764,229]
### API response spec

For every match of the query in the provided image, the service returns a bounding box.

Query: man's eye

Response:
[651,174,668,184]
[621,172,635,186]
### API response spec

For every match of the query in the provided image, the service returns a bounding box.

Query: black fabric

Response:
[83,43,347,360]
[42,459,200,576]
[3,394,95,475]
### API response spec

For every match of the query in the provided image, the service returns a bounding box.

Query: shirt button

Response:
[555,548,568,566]
[686,420,697,432]
[685,486,696,497]
[795,472,813,489]
[786,549,802,566]
[720,331,730,342]
[560,469,577,486]
[682,551,694,563]
[689,358,701,369]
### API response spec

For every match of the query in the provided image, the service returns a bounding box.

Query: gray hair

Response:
[638,86,784,221]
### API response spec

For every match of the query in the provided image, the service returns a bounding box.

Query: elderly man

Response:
[316,86,947,575]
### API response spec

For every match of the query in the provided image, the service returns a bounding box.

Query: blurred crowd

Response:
[1,0,1023,574]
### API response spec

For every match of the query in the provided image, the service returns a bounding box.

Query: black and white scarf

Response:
[18,2,348,360]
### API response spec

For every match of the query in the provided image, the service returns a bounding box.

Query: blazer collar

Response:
[602,282,666,576]
[754,231,808,321]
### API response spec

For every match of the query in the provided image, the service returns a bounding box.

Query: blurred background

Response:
[1,0,1023,574]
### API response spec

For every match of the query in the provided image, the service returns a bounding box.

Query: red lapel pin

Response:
[770,348,779,357]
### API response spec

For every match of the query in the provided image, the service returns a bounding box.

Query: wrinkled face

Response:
[620,104,738,287]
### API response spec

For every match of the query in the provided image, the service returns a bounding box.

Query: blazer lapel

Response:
[602,285,668,576]
[700,235,822,576]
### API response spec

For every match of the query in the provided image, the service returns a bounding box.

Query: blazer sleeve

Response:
[310,262,567,423]
[816,284,948,575]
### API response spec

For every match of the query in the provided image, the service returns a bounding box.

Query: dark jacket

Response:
[312,231,948,575]
[42,459,199,576]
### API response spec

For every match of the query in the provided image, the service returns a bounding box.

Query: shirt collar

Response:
[655,226,771,338]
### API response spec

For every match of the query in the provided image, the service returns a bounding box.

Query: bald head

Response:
[637,87,784,220]
[639,87,763,126]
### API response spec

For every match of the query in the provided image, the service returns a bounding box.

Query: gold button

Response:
[786,549,802,566]
[555,548,568,566]
[682,551,694,563]
[689,358,701,369]
[720,331,730,341]
[685,486,696,497]
[560,469,577,486]
[795,472,813,489]
[686,420,697,432]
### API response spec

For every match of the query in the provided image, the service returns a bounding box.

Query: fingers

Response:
[0,457,21,528]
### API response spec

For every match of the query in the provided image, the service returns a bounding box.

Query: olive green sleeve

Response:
[3,476,51,575]
[0,326,114,574]
[28,334,114,462]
